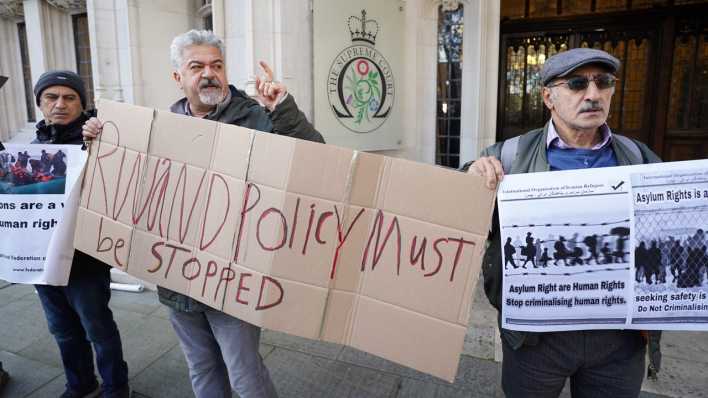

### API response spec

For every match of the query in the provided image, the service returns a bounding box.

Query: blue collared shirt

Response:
[546,120,613,150]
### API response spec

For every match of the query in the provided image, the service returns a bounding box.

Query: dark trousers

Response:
[502,330,646,398]
[35,268,129,397]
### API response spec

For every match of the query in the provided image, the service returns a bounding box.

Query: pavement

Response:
[0,277,706,398]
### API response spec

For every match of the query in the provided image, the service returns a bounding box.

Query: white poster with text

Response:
[0,144,86,285]
[498,159,708,331]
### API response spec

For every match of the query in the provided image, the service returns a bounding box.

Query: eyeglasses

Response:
[546,74,618,91]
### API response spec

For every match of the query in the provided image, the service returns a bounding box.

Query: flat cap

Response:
[541,48,620,86]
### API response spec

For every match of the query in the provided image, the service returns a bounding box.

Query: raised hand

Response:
[254,61,287,111]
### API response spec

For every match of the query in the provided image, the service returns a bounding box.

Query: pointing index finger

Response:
[259,61,274,82]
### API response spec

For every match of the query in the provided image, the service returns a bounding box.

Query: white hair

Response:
[170,29,225,69]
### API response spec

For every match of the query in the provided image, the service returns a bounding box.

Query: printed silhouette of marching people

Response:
[534,238,543,265]
[614,235,628,263]
[601,242,613,264]
[504,237,518,270]
[539,247,550,267]
[503,230,633,270]
[521,232,537,268]
[553,236,569,266]
[584,234,599,264]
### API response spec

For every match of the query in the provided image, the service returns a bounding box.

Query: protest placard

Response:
[0,144,86,285]
[74,99,496,381]
[630,166,708,329]
[498,159,708,332]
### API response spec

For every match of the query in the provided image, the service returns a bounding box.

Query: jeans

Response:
[168,307,278,398]
[35,267,129,397]
[501,330,645,398]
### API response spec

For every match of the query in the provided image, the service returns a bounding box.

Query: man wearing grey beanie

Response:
[32,70,90,144]
[32,70,130,398]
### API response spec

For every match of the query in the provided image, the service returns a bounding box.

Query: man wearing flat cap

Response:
[465,48,662,397]
[32,70,130,398]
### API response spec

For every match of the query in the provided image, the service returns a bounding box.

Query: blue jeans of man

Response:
[168,307,278,398]
[35,267,129,397]
[502,330,646,398]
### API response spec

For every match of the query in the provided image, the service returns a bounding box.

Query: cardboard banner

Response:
[0,144,86,285]
[498,159,708,332]
[74,99,495,381]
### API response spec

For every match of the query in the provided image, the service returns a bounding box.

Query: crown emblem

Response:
[348,10,379,45]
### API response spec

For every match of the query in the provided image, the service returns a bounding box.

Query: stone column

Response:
[219,0,313,119]
[222,0,255,92]
[0,15,28,141]
[373,0,437,163]
[23,0,77,83]
[86,0,127,103]
[86,0,195,108]
[211,0,225,38]
[23,0,78,120]
[23,0,48,84]
[272,0,314,120]
[459,0,500,164]
[412,0,442,164]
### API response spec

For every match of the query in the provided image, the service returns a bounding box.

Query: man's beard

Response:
[199,87,225,105]
[198,78,226,106]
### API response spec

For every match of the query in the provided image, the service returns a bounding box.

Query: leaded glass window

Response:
[436,4,464,168]
[501,0,704,18]
[668,19,708,130]
[500,35,568,139]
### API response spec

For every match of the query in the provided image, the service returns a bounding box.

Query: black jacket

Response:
[158,85,324,312]
[33,110,95,145]
[32,109,111,277]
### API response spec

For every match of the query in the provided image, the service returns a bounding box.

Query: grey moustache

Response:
[199,79,221,89]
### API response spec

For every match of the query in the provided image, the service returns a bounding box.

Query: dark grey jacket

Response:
[157,85,324,312]
[33,109,96,145]
[466,122,663,375]
[32,109,111,278]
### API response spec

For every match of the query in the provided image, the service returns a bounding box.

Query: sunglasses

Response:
[546,74,618,91]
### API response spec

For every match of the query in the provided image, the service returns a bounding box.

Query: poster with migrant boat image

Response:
[498,159,708,332]
[0,146,68,194]
[0,144,86,285]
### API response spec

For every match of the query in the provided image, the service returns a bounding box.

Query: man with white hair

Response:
[84,29,323,398]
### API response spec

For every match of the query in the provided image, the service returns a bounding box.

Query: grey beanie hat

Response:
[34,70,87,109]
[541,48,620,86]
